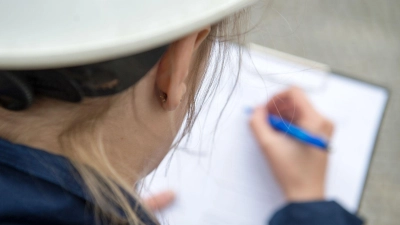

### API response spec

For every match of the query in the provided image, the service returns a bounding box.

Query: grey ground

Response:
[246,1,400,224]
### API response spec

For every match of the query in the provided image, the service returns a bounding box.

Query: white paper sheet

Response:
[141,44,388,225]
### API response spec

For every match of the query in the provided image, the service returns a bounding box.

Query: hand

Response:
[143,190,175,211]
[250,87,334,202]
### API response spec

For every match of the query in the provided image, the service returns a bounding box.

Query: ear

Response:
[156,27,211,111]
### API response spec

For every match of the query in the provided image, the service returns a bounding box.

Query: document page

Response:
[141,44,388,225]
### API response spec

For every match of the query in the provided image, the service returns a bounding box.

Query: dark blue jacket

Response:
[0,138,363,225]
[269,201,363,225]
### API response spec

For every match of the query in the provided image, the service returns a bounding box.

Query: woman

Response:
[0,0,362,224]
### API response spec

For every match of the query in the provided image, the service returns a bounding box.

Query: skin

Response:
[250,87,333,201]
[146,88,333,207]
[145,87,333,207]
[0,27,211,209]
[99,27,212,181]
[0,31,330,209]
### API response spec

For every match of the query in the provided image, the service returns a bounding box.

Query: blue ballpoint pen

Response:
[268,114,329,150]
[246,108,329,150]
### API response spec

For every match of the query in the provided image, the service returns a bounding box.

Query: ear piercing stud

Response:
[160,92,167,103]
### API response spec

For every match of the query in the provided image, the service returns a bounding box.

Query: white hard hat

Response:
[0,0,256,70]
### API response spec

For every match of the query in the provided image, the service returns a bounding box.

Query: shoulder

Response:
[0,154,96,225]
[0,139,156,225]
[0,164,96,225]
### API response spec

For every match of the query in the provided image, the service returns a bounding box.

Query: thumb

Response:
[250,106,280,149]
[143,190,175,211]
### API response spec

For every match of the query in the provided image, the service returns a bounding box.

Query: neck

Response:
[0,68,183,186]
[0,96,149,185]
[0,98,75,155]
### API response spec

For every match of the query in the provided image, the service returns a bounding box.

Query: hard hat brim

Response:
[0,0,256,70]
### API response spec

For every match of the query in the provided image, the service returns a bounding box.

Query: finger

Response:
[266,98,291,115]
[266,90,295,114]
[267,87,317,123]
[267,97,300,123]
[250,106,280,149]
[143,190,175,211]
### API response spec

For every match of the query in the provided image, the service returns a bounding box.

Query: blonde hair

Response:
[0,10,249,225]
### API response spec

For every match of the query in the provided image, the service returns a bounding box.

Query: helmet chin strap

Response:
[0,45,168,111]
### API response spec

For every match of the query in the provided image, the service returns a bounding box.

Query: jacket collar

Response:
[0,138,156,225]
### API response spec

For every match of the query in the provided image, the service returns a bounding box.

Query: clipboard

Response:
[246,43,390,212]
[142,43,390,224]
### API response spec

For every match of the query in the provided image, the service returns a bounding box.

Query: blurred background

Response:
[247,1,399,224]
